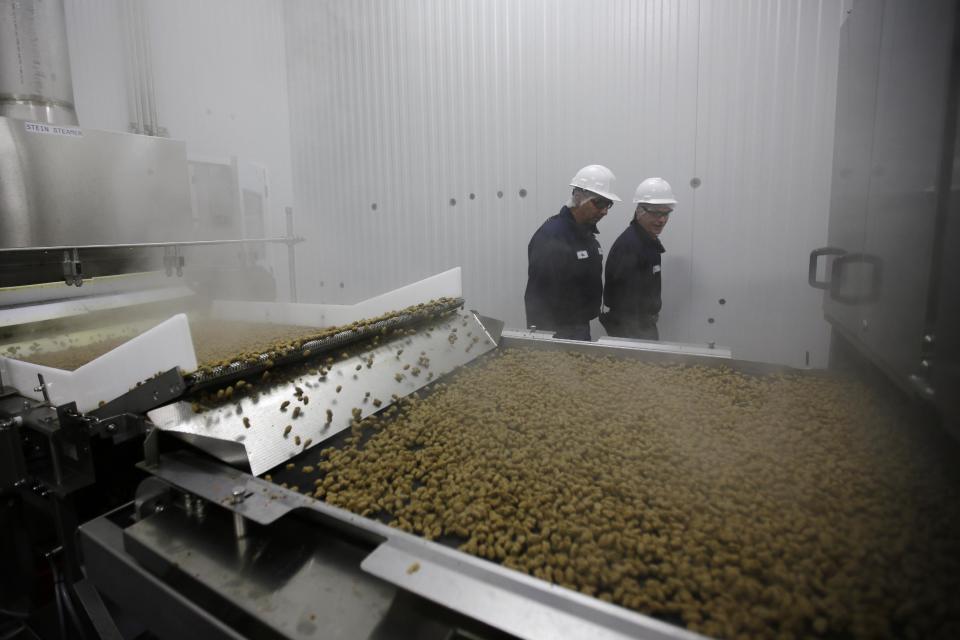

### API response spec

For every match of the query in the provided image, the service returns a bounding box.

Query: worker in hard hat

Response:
[524,165,621,340]
[600,177,676,341]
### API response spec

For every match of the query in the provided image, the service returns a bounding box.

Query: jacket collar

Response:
[560,206,599,235]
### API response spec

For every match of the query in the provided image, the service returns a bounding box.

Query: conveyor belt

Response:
[183,297,464,392]
[147,303,495,476]
[260,341,960,640]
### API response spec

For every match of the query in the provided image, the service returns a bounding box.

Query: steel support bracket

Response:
[61,248,83,286]
[162,245,185,277]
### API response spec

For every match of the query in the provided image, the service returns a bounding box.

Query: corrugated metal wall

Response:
[685,0,845,366]
[65,1,847,367]
[283,0,846,367]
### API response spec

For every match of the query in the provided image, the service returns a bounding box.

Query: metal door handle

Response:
[829,253,883,304]
[808,247,847,289]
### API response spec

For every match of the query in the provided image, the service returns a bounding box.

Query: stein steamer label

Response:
[24,122,83,137]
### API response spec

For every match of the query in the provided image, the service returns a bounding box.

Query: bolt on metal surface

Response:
[231,487,247,539]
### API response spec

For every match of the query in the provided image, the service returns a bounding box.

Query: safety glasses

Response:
[592,197,614,212]
[640,205,672,218]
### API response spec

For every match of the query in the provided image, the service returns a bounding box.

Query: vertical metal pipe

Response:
[133,1,151,135]
[48,438,63,486]
[285,206,298,302]
[120,1,143,133]
[138,1,161,136]
[134,0,158,135]
[0,0,78,125]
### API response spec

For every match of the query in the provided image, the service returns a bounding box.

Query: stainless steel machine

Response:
[2,0,958,638]
[3,295,954,639]
[68,323,742,640]
[0,271,728,640]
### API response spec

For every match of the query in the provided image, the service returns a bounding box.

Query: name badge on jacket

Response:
[576,250,588,259]
[652,265,662,273]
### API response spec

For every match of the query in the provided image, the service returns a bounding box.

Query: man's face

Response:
[636,204,672,236]
[582,196,613,225]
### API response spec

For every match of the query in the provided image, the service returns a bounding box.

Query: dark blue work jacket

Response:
[603,220,664,326]
[524,207,603,329]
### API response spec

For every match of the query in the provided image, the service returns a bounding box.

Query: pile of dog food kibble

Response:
[284,348,960,639]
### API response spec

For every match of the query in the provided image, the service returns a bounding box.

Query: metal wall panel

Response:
[822,0,885,341]
[689,0,845,366]
[859,0,956,388]
[282,0,845,367]
[820,0,958,404]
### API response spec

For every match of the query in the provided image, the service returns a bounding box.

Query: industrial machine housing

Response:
[2,0,959,639]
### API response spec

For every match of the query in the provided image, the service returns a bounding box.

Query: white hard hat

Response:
[569,165,622,202]
[633,177,677,205]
